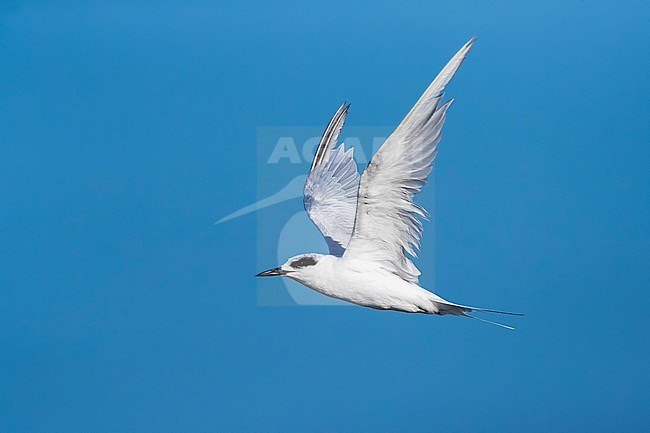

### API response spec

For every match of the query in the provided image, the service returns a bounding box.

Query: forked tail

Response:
[432,300,523,330]
[463,313,517,330]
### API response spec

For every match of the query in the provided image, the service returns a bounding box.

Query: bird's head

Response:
[255,253,324,279]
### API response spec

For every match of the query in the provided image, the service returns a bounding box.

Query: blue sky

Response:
[1,1,649,432]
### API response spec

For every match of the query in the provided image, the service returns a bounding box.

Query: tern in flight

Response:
[256,38,521,329]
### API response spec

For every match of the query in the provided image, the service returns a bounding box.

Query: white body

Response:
[288,255,458,315]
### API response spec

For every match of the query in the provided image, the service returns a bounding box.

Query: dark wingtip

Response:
[340,101,351,117]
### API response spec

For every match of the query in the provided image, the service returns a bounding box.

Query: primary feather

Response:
[344,38,475,282]
[303,102,360,256]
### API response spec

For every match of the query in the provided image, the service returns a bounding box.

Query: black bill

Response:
[255,267,285,277]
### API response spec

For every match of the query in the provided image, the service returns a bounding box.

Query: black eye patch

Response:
[290,256,317,269]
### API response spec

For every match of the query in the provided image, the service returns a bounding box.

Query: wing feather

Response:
[344,39,475,282]
[304,102,360,256]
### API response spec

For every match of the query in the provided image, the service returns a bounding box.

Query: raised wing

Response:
[344,38,475,282]
[304,102,360,256]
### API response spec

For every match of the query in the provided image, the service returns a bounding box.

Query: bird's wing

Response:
[344,38,475,282]
[304,102,360,256]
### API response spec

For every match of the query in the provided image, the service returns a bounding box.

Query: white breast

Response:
[293,255,439,313]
